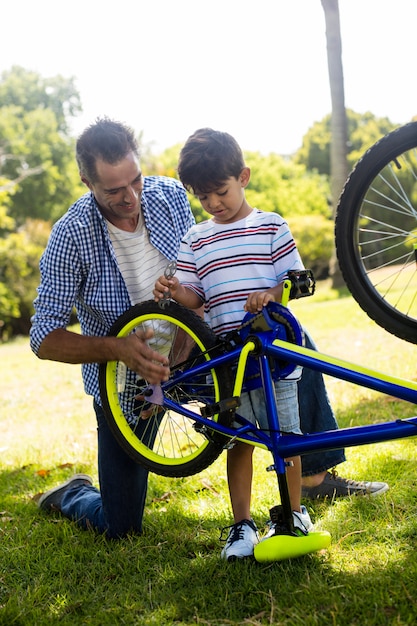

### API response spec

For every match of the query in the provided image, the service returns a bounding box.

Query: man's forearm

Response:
[37,326,170,385]
[37,328,120,364]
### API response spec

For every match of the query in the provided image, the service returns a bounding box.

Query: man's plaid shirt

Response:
[30,176,194,405]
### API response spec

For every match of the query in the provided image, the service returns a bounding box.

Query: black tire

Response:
[99,300,234,477]
[336,121,417,344]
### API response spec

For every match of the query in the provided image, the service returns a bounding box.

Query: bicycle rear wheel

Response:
[335,121,417,344]
[99,300,233,477]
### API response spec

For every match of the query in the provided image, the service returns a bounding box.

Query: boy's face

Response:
[195,168,252,224]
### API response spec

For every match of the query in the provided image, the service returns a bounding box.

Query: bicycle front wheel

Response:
[335,121,417,344]
[99,300,233,477]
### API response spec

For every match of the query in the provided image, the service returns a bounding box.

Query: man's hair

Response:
[177,128,245,194]
[76,117,140,183]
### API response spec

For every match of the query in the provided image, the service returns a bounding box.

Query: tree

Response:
[0,67,85,224]
[0,66,86,336]
[0,218,51,337]
[321,0,348,286]
[295,109,396,175]
[245,151,329,218]
[0,66,81,134]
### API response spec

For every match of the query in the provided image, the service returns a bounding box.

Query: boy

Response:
[154,128,312,560]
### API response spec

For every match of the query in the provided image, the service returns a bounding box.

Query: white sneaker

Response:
[220,519,259,561]
[264,505,313,539]
[293,505,314,534]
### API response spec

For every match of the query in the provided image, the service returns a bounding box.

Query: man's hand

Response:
[119,327,170,384]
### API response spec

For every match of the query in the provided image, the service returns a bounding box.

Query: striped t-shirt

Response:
[176,208,304,335]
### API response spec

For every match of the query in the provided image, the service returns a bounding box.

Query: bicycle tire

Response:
[99,300,233,477]
[335,121,417,344]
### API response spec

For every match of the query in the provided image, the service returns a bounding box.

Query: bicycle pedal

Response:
[254,531,331,562]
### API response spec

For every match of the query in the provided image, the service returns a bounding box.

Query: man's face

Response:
[83,151,143,230]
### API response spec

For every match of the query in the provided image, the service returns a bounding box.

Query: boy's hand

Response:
[153,275,179,302]
[244,291,275,313]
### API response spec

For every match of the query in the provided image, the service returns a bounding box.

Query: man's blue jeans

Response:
[298,331,346,476]
[61,401,149,538]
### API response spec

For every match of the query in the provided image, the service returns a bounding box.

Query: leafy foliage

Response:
[0,219,50,338]
[295,109,397,175]
[0,67,85,224]
[0,67,85,336]
[290,215,334,279]
[245,151,330,218]
[0,65,82,133]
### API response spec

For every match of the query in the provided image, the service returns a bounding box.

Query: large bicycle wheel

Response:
[99,300,233,477]
[336,121,417,344]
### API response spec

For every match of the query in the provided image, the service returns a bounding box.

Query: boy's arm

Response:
[154,275,203,309]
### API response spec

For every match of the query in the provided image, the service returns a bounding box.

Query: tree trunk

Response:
[321,0,349,288]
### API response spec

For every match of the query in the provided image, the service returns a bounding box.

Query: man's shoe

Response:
[301,470,389,500]
[220,518,259,561]
[37,474,93,512]
[264,505,313,539]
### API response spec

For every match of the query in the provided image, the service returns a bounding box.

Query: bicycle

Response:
[99,269,417,562]
[336,120,417,345]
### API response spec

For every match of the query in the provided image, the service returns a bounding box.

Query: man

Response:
[30,118,194,538]
[30,118,387,540]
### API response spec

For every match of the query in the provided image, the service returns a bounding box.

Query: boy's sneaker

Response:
[37,474,93,512]
[301,470,389,500]
[220,518,259,561]
[264,505,313,540]
[293,506,314,534]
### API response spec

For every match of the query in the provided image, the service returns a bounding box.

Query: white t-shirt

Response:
[107,214,167,305]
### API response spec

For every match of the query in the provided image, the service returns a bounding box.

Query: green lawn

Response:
[1,287,417,625]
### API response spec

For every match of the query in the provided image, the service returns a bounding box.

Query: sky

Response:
[1,0,416,155]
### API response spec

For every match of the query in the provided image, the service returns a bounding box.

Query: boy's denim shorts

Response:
[235,379,301,434]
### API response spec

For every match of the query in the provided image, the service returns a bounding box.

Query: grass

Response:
[1,284,417,625]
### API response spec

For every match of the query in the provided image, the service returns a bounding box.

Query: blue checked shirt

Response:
[30,176,194,406]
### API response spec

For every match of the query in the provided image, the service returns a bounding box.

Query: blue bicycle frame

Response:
[156,308,417,531]
[162,331,417,456]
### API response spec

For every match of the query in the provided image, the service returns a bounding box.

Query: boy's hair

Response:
[76,117,140,183]
[177,128,245,194]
